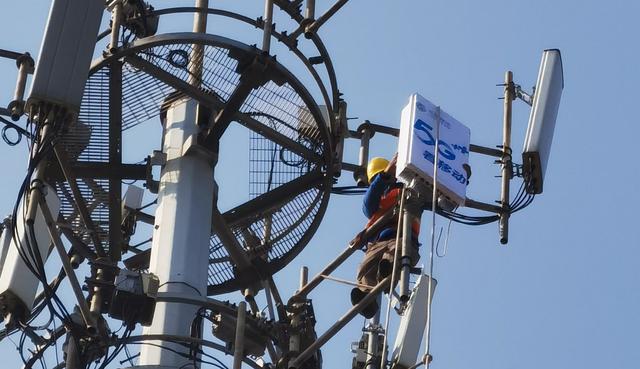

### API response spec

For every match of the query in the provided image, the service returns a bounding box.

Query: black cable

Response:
[7,121,75,333]
[0,115,32,146]
[331,186,366,195]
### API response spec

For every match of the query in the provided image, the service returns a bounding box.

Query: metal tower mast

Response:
[0,1,563,369]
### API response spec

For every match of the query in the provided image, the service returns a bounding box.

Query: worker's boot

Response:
[350,288,378,319]
[377,259,392,282]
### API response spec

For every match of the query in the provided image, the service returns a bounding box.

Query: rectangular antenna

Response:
[27,0,104,114]
[522,49,564,194]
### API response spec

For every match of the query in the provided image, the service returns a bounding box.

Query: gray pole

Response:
[109,2,123,52]
[38,196,96,333]
[292,207,396,301]
[288,267,309,368]
[138,4,214,365]
[365,296,382,369]
[299,266,309,290]
[289,276,392,369]
[10,54,33,119]
[262,0,274,53]
[356,125,371,186]
[304,0,316,21]
[398,199,414,302]
[233,301,247,369]
[189,0,209,86]
[499,71,513,244]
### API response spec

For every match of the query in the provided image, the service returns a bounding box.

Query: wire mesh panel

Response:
[67,34,332,294]
[53,67,112,254]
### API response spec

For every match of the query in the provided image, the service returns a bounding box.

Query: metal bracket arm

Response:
[199,55,272,149]
[290,206,396,302]
[289,0,350,39]
[125,54,322,164]
[52,146,107,257]
[211,208,253,271]
[37,195,96,333]
[289,275,391,369]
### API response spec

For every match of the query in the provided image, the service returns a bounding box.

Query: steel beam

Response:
[289,276,391,369]
[108,60,123,261]
[222,169,323,228]
[124,54,322,164]
[52,147,106,257]
[37,196,96,333]
[47,162,146,181]
[291,206,396,301]
[211,208,253,270]
[499,71,514,245]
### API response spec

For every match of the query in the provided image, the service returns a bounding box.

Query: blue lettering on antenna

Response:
[414,118,456,161]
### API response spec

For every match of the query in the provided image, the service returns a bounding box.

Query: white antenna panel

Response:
[396,93,470,206]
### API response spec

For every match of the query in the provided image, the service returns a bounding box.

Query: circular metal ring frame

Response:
[78,32,333,294]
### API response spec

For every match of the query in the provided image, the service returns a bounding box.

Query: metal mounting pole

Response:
[233,301,247,369]
[355,125,372,186]
[288,266,310,368]
[38,196,96,333]
[108,2,123,52]
[365,298,382,369]
[139,2,215,367]
[262,0,274,53]
[289,276,392,369]
[189,0,209,86]
[299,266,309,290]
[290,0,350,38]
[499,71,514,245]
[304,0,316,22]
[398,196,414,302]
[291,207,396,301]
[9,53,34,119]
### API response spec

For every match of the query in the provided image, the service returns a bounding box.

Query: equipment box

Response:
[396,93,470,206]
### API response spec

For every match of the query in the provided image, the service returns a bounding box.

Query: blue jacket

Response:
[362,173,401,241]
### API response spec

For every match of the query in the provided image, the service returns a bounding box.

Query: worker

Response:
[350,154,420,318]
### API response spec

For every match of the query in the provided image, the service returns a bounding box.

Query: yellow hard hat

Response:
[367,157,389,182]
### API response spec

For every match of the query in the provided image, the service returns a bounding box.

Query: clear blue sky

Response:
[0,1,639,369]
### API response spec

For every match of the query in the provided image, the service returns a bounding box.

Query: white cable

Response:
[379,186,406,369]
[436,220,453,258]
[424,106,441,368]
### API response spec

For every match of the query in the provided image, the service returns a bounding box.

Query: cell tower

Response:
[0,1,563,369]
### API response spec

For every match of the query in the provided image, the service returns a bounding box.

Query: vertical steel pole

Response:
[262,0,274,53]
[499,71,513,245]
[288,267,308,368]
[10,54,33,119]
[356,125,372,186]
[399,201,413,302]
[299,266,309,290]
[188,0,209,86]
[304,0,316,21]
[109,2,123,52]
[108,60,123,261]
[139,3,214,367]
[233,301,247,369]
[359,127,371,168]
[38,196,96,332]
[364,296,382,369]
[289,276,392,369]
[138,99,215,368]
